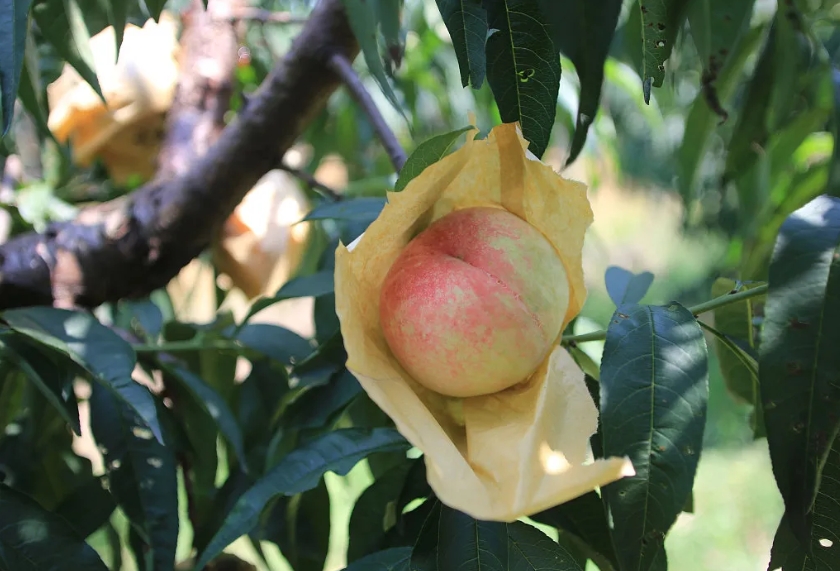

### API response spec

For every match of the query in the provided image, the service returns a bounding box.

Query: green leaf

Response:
[144,0,166,21]
[507,520,585,571]
[395,126,473,191]
[348,460,414,562]
[282,369,362,431]
[412,503,508,571]
[677,24,763,201]
[243,270,335,324]
[54,476,116,539]
[536,0,623,163]
[304,197,386,223]
[342,0,405,116]
[600,302,709,571]
[160,363,247,469]
[768,433,840,570]
[342,547,411,571]
[96,0,127,57]
[2,307,162,443]
[32,0,103,103]
[0,484,109,570]
[635,0,691,103]
[88,383,178,571]
[274,478,331,571]
[709,278,761,405]
[760,194,840,546]
[434,0,488,88]
[233,323,313,366]
[194,427,409,570]
[17,25,56,141]
[377,0,404,69]
[531,491,619,571]
[0,335,80,435]
[0,0,32,135]
[685,0,755,122]
[604,266,654,306]
[484,0,560,158]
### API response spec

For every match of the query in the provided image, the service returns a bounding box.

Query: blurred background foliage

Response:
[6,0,840,569]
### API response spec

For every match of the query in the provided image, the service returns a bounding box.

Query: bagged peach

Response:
[334,123,633,521]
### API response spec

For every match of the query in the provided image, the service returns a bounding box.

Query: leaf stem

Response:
[132,340,242,353]
[562,283,768,344]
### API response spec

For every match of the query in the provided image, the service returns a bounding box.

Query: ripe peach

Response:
[379,206,568,398]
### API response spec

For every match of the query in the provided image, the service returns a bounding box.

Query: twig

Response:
[327,52,407,173]
[279,162,342,201]
[561,283,769,345]
[222,7,307,24]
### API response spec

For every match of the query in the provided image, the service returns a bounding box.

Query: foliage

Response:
[1,0,840,570]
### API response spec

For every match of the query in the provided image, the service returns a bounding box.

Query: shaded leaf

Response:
[194,428,409,570]
[531,491,618,571]
[161,363,247,469]
[2,307,162,443]
[343,0,404,115]
[0,484,109,570]
[233,323,313,366]
[32,0,103,102]
[244,270,335,323]
[341,547,411,571]
[283,368,363,431]
[377,0,404,70]
[275,478,331,571]
[484,0,560,158]
[507,520,585,571]
[760,194,840,546]
[536,0,623,163]
[395,126,473,191]
[604,266,654,306]
[55,476,116,538]
[709,278,761,405]
[88,383,178,571]
[600,302,709,571]
[434,0,487,88]
[0,0,33,135]
[144,0,166,21]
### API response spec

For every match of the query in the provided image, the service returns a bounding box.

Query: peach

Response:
[378,206,569,397]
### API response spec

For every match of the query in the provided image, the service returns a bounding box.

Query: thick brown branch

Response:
[0,0,359,310]
[326,53,406,173]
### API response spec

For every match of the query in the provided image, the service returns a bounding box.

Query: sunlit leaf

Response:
[395,126,473,191]
[600,302,709,571]
[484,0,560,158]
[760,194,840,547]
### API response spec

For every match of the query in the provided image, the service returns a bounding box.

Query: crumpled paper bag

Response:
[47,13,181,184]
[334,122,633,522]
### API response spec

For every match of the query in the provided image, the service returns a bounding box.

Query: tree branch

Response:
[326,52,406,173]
[278,162,342,201]
[0,0,359,310]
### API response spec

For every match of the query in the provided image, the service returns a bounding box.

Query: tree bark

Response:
[0,0,358,310]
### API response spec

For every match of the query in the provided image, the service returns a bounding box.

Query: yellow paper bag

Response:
[334,122,633,522]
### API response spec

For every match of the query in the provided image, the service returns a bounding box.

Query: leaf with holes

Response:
[0,0,33,135]
[395,126,473,191]
[88,383,179,571]
[31,0,103,102]
[484,0,560,158]
[768,431,840,570]
[0,484,109,570]
[635,0,690,103]
[536,0,622,163]
[2,307,162,443]
[194,428,409,571]
[760,195,840,548]
[600,302,709,571]
[605,266,655,306]
[435,0,487,88]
